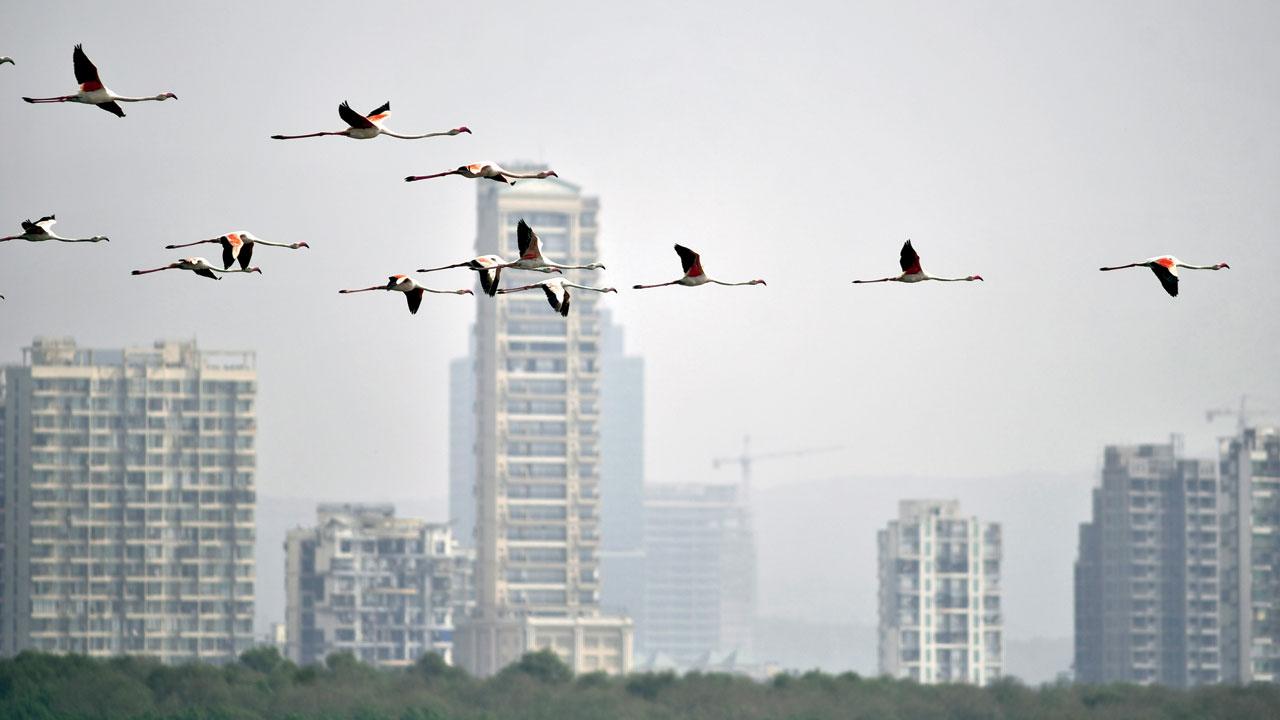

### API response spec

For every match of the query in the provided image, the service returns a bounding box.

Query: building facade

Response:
[878,500,1002,685]
[598,311,645,622]
[640,483,756,663]
[449,357,477,549]
[1074,441,1220,687]
[1,338,255,662]
[284,504,470,667]
[455,166,632,676]
[1219,426,1280,684]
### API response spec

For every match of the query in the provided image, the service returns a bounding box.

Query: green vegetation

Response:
[0,648,1276,720]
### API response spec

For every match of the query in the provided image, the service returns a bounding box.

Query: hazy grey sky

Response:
[3,1,1278,646]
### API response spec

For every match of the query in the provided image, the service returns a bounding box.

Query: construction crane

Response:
[1206,395,1264,433]
[711,435,844,496]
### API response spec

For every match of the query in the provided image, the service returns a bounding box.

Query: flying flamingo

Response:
[416,253,560,298]
[497,277,617,317]
[131,257,262,280]
[165,231,308,270]
[23,45,176,117]
[851,240,983,284]
[0,57,13,66]
[339,275,473,315]
[632,244,766,290]
[405,163,558,185]
[1099,255,1229,297]
[270,101,470,141]
[1,216,107,243]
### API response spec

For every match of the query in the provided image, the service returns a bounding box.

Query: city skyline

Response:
[0,0,1277,692]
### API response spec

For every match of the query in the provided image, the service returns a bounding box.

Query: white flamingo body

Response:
[497,277,617,317]
[271,101,469,141]
[632,244,766,290]
[405,162,558,185]
[851,240,983,284]
[339,274,472,315]
[23,45,176,117]
[165,230,309,270]
[1,215,108,243]
[417,253,560,297]
[1099,255,1228,297]
[131,257,261,280]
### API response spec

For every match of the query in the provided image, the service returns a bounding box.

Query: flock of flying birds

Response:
[0,47,1233,309]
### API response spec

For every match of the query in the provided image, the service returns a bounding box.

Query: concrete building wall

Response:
[1219,427,1280,684]
[1073,441,1220,687]
[598,311,644,621]
[458,168,631,676]
[449,357,477,549]
[640,483,756,662]
[1,337,255,663]
[285,504,469,667]
[878,499,1002,685]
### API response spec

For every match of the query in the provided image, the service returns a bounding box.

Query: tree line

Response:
[0,647,1276,719]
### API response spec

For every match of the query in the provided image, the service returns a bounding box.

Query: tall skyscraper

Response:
[877,500,1002,685]
[448,356,476,549]
[598,311,644,621]
[1219,426,1280,684]
[1074,440,1220,687]
[454,166,633,676]
[640,482,756,662]
[285,504,471,667]
[1,338,255,662]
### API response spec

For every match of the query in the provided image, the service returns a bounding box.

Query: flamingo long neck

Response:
[503,170,553,179]
[542,262,600,271]
[167,239,216,249]
[113,93,170,103]
[59,237,105,243]
[417,262,470,273]
[562,282,613,292]
[710,279,759,286]
[1175,262,1221,270]
[249,239,295,248]
[381,129,456,140]
[215,267,258,274]
[420,287,468,295]
[926,274,978,282]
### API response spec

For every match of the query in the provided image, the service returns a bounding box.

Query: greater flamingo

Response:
[165,231,308,270]
[1,216,107,243]
[497,278,617,317]
[506,219,605,273]
[405,163,558,185]
[339,275,472,315]
[632,244,766,289]
[1099,256,1229,297]
[0,57,13,66]
[270,101,469,141]
[131,257,262,280]
[23,45,176,117]
[851,240,983,284]
[416,254,560,298]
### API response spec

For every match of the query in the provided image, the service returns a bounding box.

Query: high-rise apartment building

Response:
[1074,440,1220,687]
[640,483,755,662]
[285,504,471,667]
[1,338,255,662]
[598,311,644,622]
[1219,426,1280,684]
[454,166,633,676]
[877,500,1002,685]
[449,357,477,549]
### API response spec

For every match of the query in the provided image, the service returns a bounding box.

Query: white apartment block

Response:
[284,504,470,667]
[1219,427,1280,684]
[455,167,632,676]
[1,338,255,662]
[639,482,755,662]
[878,500,1002,685]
